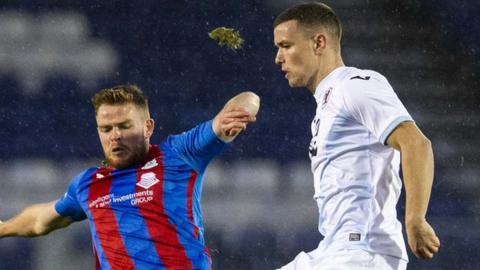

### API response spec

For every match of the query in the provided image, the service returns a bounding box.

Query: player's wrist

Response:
[405,215,426,227]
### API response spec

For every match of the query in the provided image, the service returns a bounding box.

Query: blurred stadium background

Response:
[0,0,478,269]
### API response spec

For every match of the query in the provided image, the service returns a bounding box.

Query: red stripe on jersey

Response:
[135,150,193,269]
[187,170,199,238]
[88,168,135,269]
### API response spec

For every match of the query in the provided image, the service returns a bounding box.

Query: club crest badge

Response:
[137,172,159,189]
[321,87,333,109]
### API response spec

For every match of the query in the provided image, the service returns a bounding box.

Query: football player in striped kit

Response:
[0,85,259,270]
[273,2,439,270]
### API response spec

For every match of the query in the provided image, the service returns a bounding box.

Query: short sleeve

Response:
[342,73,413,144]
[54,170,89,221]
[163,120,226,173]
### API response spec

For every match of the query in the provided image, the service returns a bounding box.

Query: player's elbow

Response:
[32,215,71,237]
[25,205,57,237]
[32,222,52,236]
[27,215,50,236]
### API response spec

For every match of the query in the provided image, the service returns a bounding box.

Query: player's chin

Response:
[107,156,132,169]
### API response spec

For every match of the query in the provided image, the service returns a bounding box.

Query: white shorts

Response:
[277,249,407,270]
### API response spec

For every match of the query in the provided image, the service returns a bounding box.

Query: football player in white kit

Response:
[273,2,440,269]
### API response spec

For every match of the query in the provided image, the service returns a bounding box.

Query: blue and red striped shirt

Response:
[55,120,225,270]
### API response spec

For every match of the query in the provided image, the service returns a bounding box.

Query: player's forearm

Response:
[0,203,55,238]
[401,137,434,224]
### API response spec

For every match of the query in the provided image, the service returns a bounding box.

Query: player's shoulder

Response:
[71,167,101,184]
[338,67,388,86]
[335,67,392,97]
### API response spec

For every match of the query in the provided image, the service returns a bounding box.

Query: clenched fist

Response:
[406,219,440,259]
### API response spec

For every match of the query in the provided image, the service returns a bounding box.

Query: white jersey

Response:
[309,66,412,261]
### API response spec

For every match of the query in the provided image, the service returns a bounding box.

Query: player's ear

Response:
[144,118,155,138]
[312,33,327,54]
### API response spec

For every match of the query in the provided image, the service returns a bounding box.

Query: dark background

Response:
[0,0,478,269]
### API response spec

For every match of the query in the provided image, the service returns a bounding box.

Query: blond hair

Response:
[91,85,150,117]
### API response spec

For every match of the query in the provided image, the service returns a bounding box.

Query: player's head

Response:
[92,85,154,169]
[273,2,342,91]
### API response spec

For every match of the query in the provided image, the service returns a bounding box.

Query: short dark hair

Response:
[273,2,342,41]
[91,84,149,116]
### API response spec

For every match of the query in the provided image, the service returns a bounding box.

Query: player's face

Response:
[96,103,154,169]
[274,20,318,89]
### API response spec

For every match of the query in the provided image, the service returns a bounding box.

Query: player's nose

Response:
[109,126,122,140]
[275,50,284,65]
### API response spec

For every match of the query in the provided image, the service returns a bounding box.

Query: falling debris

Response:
[208,27,244,50]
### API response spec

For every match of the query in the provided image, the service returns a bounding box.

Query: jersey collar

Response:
[313,66,348,100]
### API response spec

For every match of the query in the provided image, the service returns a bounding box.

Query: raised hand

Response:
[213,91,260,142]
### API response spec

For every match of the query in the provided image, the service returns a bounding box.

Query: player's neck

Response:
[308,55,344,94]
[139,143,153,163]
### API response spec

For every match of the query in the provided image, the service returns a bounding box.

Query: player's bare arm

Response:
[213,91,260,142]
[0,201,73,238]
[386,121,441,259]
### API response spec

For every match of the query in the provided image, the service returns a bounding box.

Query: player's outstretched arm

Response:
[212,91,260,142]
[387,121,440,259]
[0,201,73,238]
